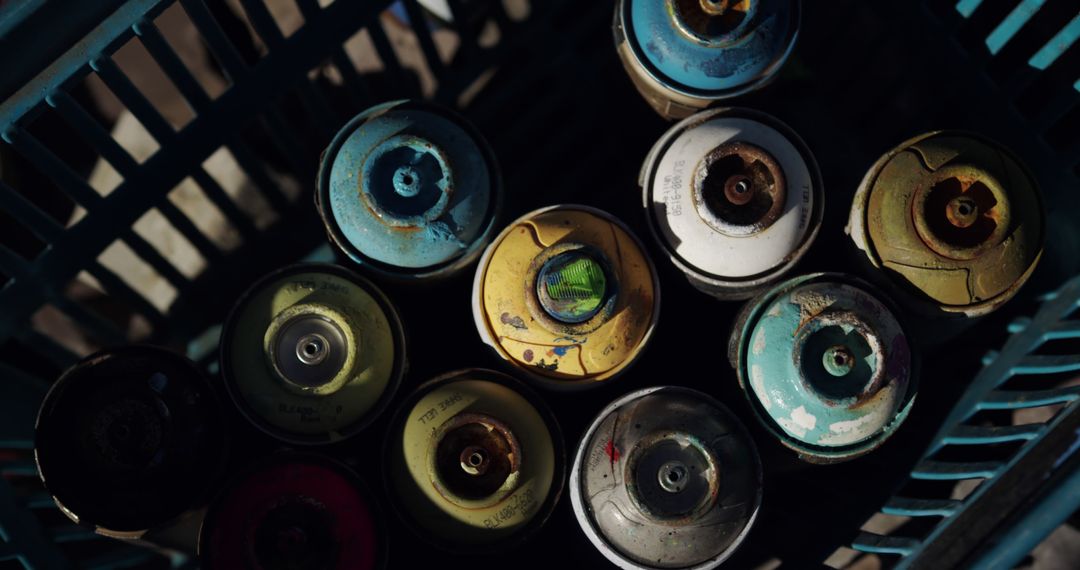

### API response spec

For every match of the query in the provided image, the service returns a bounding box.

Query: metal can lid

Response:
[850,131,1044,315]
[220,264,405,445]
[34,345,226,537]
[623,0,799,97]
[386,369,563,551]
[318,100,500,276]
[571,386,761,570]
[737,273,915,459]
[644,109,820,284]
[473,205,660,388]
[199,453,382,570]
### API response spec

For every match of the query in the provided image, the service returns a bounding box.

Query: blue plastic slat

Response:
[942,423,1044,444]
[238,0,285,48]
[852,531,920,556]
[0,181,64,242]
[329,48,375,108]
[224,139,292,213]
[18,330,79,371]
[132,19,212,111]
[120,232,190,290]
[0,477,70,569]
[156,200,225,263]
[1029,13,1080,70]
[0,245,31,280]
[911,460,1003,480]
[1012,353,1080,374]
[0,0,161,130]
[882,497,961,517]
[45,91,138,176]
[293,80,339,139]
[51,296,129,348]
[85,262,168,330]
[49,526,99,544]
[980,386,1080,409]
[90,56,175,144]
[259,110,310,178]
[2,128,104,208]
[190,167,259,240]
[366,18,413,94]
[986,0,1046,55]
[956,0,984,19]
[179,0,251,82]
[402,0,446,78]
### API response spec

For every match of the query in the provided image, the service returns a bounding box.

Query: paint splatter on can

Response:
[34,345,227,539]
[472,205,660,390]
[316,99,502,281]
[729,272,917,462]
[220,263,406,445]
[570,386,761,569]
[847,131,1044,318]
[384,369,564,551]
[642,107,823,300]
[614,0,801,120]
[200,453,385,570]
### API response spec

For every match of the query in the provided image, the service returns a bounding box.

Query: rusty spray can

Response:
[472,205,660,390]
[220,263,406,445]
[34,346,227,539]
[384,369,564,551]
[570,386,761,569]
[847,131,1044,318]
[642,107,822,299]
[729,273,917,463]
[199,453,386,570]
[316,99,501,281]
[614,0,800,120]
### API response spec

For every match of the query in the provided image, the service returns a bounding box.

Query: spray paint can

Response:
[384,369,564,551]
[729,273,916,463]
[34,345,227,539]
[614,0,801,120]
[199,453,385,570]
[220,263,406,445]
[316,99,502,281]
[570,386,761,569]
[641,107,822,300]
[847,131,1044,318]
[472,205,660,390]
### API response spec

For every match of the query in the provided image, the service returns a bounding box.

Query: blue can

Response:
[316,100,502,280]
[614,0,801,119]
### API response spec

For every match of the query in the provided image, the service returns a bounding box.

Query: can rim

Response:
[218,262,407,445]
[314,99,503,282]
[380,368,566,554]
[568,385,763,570]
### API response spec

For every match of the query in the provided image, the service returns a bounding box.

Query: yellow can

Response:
[385,369,564,551]
[471,205,660,390]
[220,263,406,445]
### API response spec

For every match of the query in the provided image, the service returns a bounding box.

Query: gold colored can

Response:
[384,369,564,551]
[471,205,660,390]
[847,131,1045,317]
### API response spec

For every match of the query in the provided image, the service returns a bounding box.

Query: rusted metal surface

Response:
[847,131,1045,317]
[430,412,522,506]
[316,100,502,281]
[570,386,761,569]
[693,140,787,236]
[613,0,800,120]
[729,273,917,463]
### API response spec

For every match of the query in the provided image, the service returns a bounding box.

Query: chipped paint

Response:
[847,131,1044,317]
[735,273,917,462]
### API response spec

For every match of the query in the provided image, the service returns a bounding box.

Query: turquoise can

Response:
[316,100,502,281]
[729,273,918,462]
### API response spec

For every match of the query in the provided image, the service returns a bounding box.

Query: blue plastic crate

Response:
[1,0,1078,569]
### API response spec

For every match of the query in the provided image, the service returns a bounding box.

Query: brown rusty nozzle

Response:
[693,140,786,237]
[432,412,521,502]
[672,0,750,41]
[946,195,979,229]
[916,175,1007,259]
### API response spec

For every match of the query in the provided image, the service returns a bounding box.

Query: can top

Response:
[319,100,499,275]
[200,453,381,570]
[738,274,914,459]
[624,0,799,97]
[220,264,405,445]
[852,131,1044,314]
[644,109,820,287]
[34,346,226,536]
[572,386,760,569]
[473,205,659,387]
